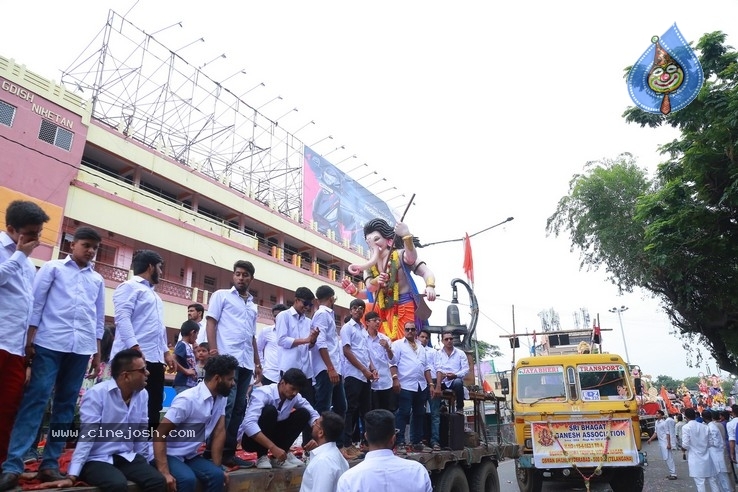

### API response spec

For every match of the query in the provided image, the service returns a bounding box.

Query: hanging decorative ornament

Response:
[627,23,703,115]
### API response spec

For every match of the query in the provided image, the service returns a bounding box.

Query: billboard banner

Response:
[303,146,396,245]
[531,419,639,468]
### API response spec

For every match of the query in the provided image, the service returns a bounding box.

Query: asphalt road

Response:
[496,444,738,491]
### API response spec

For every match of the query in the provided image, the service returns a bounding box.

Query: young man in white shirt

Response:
[60,349,166,492]
[683,407,720,492]
[277,287,318,449]
[111,249,174,431]
[647,410,677,479]
[336,409,432,492]
[256,303,288,386]
[240,368,319,469]
[205,260,261,468]
[153,354,238,492]
[3,226,105,483]
[366,311,396,413]
[311,286,346,419]
[300,411,349,492]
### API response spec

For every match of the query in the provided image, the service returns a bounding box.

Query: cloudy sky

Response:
[4,1,737,379]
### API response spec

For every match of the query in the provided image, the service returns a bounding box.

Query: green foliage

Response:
[682,376,701,391]
[472,339,503,363]
[548,31,738,374]
[653,375,682,391]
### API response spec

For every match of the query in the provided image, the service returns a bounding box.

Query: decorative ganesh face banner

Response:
[627,23,704,115]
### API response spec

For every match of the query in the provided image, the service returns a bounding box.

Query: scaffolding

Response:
[59,10,305,218]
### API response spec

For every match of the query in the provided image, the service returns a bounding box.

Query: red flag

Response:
[593,322,602,344]
[463,233,474,285]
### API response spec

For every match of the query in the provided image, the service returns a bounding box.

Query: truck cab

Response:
[513,353,646,492]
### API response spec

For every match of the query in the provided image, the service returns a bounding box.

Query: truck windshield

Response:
[576,363,630,401]
[516,365,566,403]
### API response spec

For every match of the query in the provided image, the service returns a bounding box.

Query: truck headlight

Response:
[525,439,532,448]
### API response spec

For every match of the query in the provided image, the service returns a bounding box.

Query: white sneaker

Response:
[256,455,272,469]
[271,458,298,469]
[284,452,305,467]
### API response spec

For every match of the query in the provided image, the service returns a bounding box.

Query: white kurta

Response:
[683,420,718,477]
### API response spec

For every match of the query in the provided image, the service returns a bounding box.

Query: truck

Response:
[512,352,646,492]
[638,397,667,438]
[51,278,517,492]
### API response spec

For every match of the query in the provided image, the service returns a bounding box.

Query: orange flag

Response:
[660,386,678,415]
[463,233,474,285]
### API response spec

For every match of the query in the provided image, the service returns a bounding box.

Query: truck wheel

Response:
[609,467,644,492]
[515,461,542,492]
[468,460,500,492]
[436,464,469,492]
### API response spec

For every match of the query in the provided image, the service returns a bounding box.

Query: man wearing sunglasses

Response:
[434,333,469,415]
[390,322,435,453]
[277,287,318,452]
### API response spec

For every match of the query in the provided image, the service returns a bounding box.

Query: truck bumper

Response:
[517,451,647,469]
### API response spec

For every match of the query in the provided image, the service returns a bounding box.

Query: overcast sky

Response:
[4,1,738,379]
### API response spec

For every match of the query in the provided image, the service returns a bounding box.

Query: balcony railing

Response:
[92,261,276,321]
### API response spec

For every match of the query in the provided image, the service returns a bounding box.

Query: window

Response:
[38,119,73,151]
[516,366,567,403]
[0,100,16,127]
[577,363,630,401]
[203,275,216,289]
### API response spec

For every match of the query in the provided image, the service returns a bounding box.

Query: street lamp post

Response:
[609,306,630,365]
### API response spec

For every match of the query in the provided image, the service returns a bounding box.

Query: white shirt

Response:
[336,449,432,492]
[240,383,319,440]
[207,287,258,369]
[69,379,149,476]
[0,231,35,356]
[276,306,314,378]
[708,421,729,473]
[424,345,437,377]
[435,346,470,385]
[654,417,674,445]
[256,324,280,383]
[31,255,105,354]
[161,382,226,460]
[310,305,341,376]
[300,441,349,492]
[112,276,167,363]
[341,318,372,382]
[391,338,431,392]
[683,420,718,478]
[368,331,394,391]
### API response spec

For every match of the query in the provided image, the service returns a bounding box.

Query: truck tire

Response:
[515,461,542,492]
[468,460,500,492]
[609,466,644,492]
[436,464,469,492]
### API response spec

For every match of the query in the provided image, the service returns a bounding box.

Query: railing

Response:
[92,261,275,322]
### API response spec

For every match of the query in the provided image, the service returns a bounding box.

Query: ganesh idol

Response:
[343,218,436,341]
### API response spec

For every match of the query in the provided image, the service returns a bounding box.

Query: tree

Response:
[471,339,503,363]
[682,376,701,391]
[653,375,682,392]
[548,32,738,374]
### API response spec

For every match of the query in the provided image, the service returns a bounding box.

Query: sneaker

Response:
[284,452,304,467]
[223,456,254,469]
[431,443,441,452]
[395,445,407,455]
[412,444,433,453]
[666,475,677,480]
[256,455,272,469]
[271,458,298,469]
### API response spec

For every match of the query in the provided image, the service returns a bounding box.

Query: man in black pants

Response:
[240,369,319,469]
[59,349,166,492]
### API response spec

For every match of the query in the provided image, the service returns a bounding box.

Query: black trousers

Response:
[80,454,165,492]
[343,376,370,448]
[372,388,398,413]
[145,362,165,431]
[241,405,309,457]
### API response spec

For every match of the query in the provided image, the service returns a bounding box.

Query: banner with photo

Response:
[303,145,396,245]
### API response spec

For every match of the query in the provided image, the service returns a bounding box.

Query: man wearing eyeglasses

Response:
[60,349,165,492]
[390,322,435,453]
[277,287,318,451]
[434,332,469,415]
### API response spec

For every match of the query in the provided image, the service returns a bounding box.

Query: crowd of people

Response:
[0,200,448,492]
[648,405,738,492]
